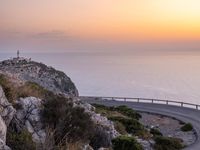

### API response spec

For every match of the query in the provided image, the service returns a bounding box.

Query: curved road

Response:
[82,98,200,150]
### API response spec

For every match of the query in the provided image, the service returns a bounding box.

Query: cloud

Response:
[31,30,71,40]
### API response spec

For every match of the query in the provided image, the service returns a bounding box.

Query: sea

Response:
[0,52,200,105]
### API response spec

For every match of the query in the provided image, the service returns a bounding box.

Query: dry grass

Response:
[0,74,48,103]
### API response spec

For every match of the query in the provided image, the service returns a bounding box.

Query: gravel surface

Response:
[139,112,196,146]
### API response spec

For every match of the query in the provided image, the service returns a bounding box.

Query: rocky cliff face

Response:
[0,86,15,150]
[0,57,78,96]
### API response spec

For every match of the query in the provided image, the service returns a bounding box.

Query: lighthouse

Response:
[17,50,20,58]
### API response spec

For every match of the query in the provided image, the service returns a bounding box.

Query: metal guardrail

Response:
[79,96,200,110]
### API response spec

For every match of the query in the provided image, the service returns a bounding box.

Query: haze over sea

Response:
[0,52,200,105]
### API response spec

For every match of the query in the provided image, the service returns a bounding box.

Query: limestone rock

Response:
[0,86,16,126]
[82,144,94,150]
[136,138,153,150]
[15,97,46,144]
[0,116,7,144]
[78,101,119,139]
[0,115,11,150]
[0,87,14,150]
[0,139,11,150]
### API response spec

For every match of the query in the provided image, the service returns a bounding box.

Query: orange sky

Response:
[0,0,200,52]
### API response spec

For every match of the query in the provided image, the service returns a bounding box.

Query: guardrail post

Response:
[124,98,126,102]
[137,98,139,103]
[166,100,169,105]
[151,99,154,103]
[196,105,198,110]
[112,97,114,101]
[181,102,183,107]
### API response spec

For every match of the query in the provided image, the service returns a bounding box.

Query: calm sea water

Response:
[1,52,200,104]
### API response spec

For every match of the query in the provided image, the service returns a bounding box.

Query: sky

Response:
[0,0,200,53]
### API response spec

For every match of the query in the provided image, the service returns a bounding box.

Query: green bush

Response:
[154,136,183,150]
[115,105,142,120]
[135,129,152,140]
[150,128,163,136]
[6,128,36,150]
[41,95,95,145]
[108,116,143,134]
[93,104,141,120]
[112,136,143,150]
[181,123,193,132]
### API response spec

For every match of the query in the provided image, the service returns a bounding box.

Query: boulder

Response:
[0,109,11,150]
[78,101,119,139]
[15,97,46,144]
[0,116,7,144]
[0,86,14,150]
[0,139,11,150]
[0,86,16,126]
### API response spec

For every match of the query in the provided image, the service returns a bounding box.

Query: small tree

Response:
[181,123,193,132]
[41,95,95,146]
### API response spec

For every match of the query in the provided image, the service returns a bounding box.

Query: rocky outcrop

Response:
[0,87,16,126]
[0,57,78,96]
[0,86,15,150]
[14,97,46,144]
[0,58,120,150]
[0,116,8,149]
[78,102,119,139]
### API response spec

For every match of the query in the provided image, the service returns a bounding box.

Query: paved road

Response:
[82,98,200,150]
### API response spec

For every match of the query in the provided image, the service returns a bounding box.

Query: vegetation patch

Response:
[0,74,17,103]
[0,74,49,103]
[181,123,193,132]
[92,104,144,136]
[6,128,36,150]
[150,128,163,137]
[112,136,143,150]
[108,116,143,134]
[41,95,95,146]
[154,136,183,150]
[93,104,141,120]
[17,82,48,99]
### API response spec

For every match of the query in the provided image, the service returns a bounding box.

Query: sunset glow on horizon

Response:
[1,0,200,52]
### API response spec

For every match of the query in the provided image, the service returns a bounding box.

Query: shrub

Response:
[41,95,95,145]
[115,105,142,120]
[6,128,36,150]
[114,121,127,135]
[135,129,152,140]
[112,136,143,150]
[108,116,143,134]
[90,126,112,150]
[181,123,193,132]
[154,136,183,150]
[92,104,141,120]
[150,128,163,136]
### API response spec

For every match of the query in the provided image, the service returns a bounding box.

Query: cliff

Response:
[0,57,78,96]
[0,57,118,150]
